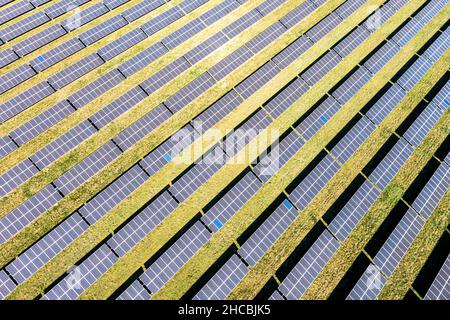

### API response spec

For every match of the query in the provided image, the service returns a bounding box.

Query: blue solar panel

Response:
[0,49,19,68]
[0,0,34,25]
[13,24,67,57]
[0,12,50,42]
[0,64,36,94]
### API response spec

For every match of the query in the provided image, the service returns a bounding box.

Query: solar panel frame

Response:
[0,64,36,95]
[13,24,67,57]
[139,221,211,294]
[67,69,125,109]
[194,254,248,300]
[30,38,86,72]
[48,53,104,90]
[98,27,147,61]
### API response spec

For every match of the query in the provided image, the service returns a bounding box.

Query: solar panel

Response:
[113,104,172,151]
[103,0,130,10]
[68,69,125,109]
[385,0,409,13]
[13,24,67,57]
[117,280,151,300]
[0,81,56,123]
[246,21,286,54]
[331,67,372,104]
[277,229,340,300]
[411,162,450,219]
[184,31,229,65]
[346,264,386,300]
[256,0,287,16]
[164,72,216,113]
[262,77,310,119]
[289,154,341,210]
[0,185,62,244]
[335,0,367,20]
[208,45,254,80]
[363,5,395,33]
[392,18,427,47]
[273,35,314,69]
[306,12,342,43]
[224,109,272,157]
[222,9,261,39]
[253,130,305,181]
[0,159,39,197]
[179,0,208,14]
[201,171,263,232]
[369,138,414,190]
[61,3,109,32]
[162,18,205,49]
[79,15,128,46]
[234,61,280,99]
[0,136,17,158]
[30,38,86,72]
[279,0,317,29]
[0,12,50,42]
[295,96,341,141]
[330,116,376,164]
[45,0,90,19]
[269,290,285,300]
[0,0,34,25]
[140,6,184,36]
[425,253,450,300]
[334,26,371,58]
[16,105,69,152]
[107,191,178,257]
[414,0,446,25]
[42,244,118,300]
[98,28,147,61]
[30,120,97,170]
[168,147,227,202]
[365,83,406,125]
[238,199,299,266]
[89,86,147,129]
[327,180,380,241]
[138,125,195,176]
[397,56,434,92]
[0,64,36,95]
[0,0,13,7]
[430,79,450,111]
[422,29,449,63]
[31,0,51,6]
[403,103,443,148]
[48,53,104,90]
[198,0,240,26]
[140,57,191,95]
[192,88,243,131]
[194,254,248,300]
[139,221,211,294]
[118,42,168,77]
[301,50,342,86]
[78,165,148,224]
[121,0,165,23]
[373,209,424,277]
[363,41,400,74]
[5,212,89,284]
[0,270,16,300]
[53,141,122,195]
[0,48,18,68]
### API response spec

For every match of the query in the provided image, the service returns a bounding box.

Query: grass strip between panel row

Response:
[377,190,450,299]
[227,13,449,300]
[4,0,374,299]
[303,105,450,300]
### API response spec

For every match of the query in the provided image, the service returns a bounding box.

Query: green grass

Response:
[4,0,351,299]
[228,3,447,300]
[377,190,450,299]
[302,105,450,300]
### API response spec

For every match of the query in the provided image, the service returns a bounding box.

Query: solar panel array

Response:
[0,0,449,301]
